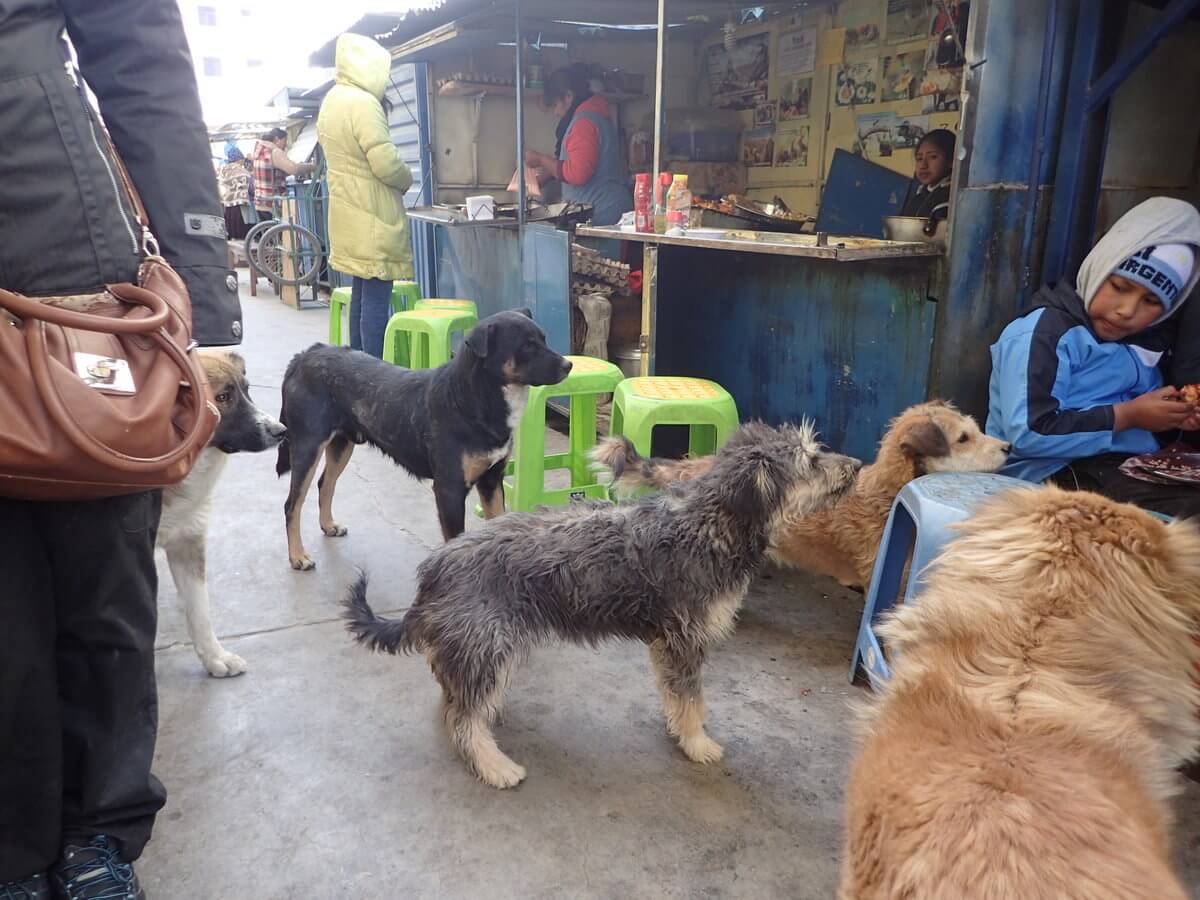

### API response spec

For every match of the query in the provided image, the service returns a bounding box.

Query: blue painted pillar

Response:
[928,0,1075,420]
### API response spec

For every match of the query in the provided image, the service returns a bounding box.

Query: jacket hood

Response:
[1076,196,1200,324]
[1032,280,1091,328]
[334,33,390,100]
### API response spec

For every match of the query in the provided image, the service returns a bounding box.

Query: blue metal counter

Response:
[580,227,941,463]
[408,213,573,356]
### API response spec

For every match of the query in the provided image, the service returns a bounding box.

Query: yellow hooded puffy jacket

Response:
[318,34,414,281]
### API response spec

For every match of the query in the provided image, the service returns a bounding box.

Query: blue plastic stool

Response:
[850,472,1035,689]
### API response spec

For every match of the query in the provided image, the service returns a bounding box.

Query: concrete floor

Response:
[142,279,1200,899]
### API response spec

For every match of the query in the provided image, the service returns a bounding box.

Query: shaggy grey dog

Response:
[343,421,860,788]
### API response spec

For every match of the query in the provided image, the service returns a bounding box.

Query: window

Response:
[246,59,264,69]
[198,5,216,26]
[202,57,222,77]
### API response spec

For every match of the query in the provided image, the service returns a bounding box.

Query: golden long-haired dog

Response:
[840,487,1200,900]
[594,401,1009,589]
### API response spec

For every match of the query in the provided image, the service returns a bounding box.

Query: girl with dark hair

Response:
[899,128,956,222]
[523,63,632,250]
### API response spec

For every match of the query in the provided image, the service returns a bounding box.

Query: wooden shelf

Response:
[437,80,645,103]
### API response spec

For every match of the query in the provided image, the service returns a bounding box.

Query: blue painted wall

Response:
[653,247,938,463]
[932,0,1074,421]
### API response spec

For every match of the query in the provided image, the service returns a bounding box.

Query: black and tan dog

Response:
[277,309,571,569]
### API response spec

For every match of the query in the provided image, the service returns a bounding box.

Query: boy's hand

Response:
[1114,388,1193,432]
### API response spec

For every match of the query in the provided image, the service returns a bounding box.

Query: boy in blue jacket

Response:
[987,197,1200,518]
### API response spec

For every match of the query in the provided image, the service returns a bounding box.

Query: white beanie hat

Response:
[1109,243,1195,310]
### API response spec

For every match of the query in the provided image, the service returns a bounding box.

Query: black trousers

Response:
[0,492,165,881]
[1050,453,1200,519]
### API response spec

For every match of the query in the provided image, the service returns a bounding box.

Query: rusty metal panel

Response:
[653,246,937,462]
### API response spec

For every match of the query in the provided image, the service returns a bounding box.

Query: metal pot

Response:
[882,215,947,246]
[612,345,643,380]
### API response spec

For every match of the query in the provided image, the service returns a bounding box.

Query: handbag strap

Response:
[0,284,168,334]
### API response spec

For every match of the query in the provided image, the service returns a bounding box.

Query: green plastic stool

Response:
[502,356,625,512]
[382,308,478,369]
[328,281,421,345]
[414,298,478,317]
[610,376,739,458]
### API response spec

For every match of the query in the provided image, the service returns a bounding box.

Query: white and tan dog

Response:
[158,350,285,677]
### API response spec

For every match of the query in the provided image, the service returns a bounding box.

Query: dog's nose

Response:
[1001,442,1011,453]
[269,421,287,438]
[560,359,573,375]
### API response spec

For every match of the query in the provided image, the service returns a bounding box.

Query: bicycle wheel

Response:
[255,222,323,287]
[244,218,277,278]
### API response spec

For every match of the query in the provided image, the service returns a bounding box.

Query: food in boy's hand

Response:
[1179,383,1200,407]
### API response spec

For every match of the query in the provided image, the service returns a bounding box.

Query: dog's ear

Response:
[515,307,534,319]
[464,321,493,358]
[712,449,781,522]
[899,417,950,459]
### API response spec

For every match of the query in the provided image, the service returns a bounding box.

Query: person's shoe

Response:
[0,872,52,900]
[50,836,144,900]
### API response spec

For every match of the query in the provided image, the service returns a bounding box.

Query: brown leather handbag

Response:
[0,137,218,501]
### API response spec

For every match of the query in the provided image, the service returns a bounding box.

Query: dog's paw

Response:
[203,650,248,678]
[290,554,316,571]
[680,734,724,764]
[321,523,348,537]
[476,757,527,789]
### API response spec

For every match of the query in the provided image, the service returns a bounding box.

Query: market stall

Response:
[346,0,969,457]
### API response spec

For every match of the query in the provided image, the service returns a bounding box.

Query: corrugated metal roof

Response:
[309,3,479,68]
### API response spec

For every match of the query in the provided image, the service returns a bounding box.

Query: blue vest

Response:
[559,109,632,228]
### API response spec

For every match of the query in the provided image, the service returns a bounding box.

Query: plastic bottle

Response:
[653,171,673,234]
[633,173,652,233]
[665,173,691,233]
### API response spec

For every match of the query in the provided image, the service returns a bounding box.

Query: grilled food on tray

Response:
[1179,383,1200,407]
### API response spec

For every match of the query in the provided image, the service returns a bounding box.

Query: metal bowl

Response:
[882,215,947,246]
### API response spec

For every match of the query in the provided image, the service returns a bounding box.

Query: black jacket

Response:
[0,0,242,346]
[899,176,951,222]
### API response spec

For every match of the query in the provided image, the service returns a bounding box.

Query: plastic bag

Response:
[507,166,542,198]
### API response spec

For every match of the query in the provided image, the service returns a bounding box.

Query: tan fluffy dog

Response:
[841,487,1200,900]
[594,401,1009,588]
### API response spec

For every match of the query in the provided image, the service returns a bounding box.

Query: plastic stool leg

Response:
[568,394,598,486]
[850,505,915,686]
[382,317,410,366]
[329,301,342,346]
[688,424,717,457]
[510,388,547,512]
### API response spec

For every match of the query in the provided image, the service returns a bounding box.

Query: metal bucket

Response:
[882,215,947,247]
[612,345,643,379]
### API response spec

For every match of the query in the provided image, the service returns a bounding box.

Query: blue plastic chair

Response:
[850,472,1036,689]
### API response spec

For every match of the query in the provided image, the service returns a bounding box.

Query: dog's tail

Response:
[341,573,419,655]
[589,436,714,498]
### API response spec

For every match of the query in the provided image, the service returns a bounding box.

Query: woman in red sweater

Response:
[525,64,632,249]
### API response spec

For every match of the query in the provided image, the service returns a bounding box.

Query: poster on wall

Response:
[887,0,932,44]
[919,66,962,111]
[705,32,770,110]
[841,7,880,51]
[855,111,930,157]
[880,51,924,102]
[779,77,812,120]
[893,114,930,148]
[774,127,810,167]
[855,111,898,157]
[777,28,817,76]
[835,59,878,107]
[740,127,775,166]
[754,101,777,127]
